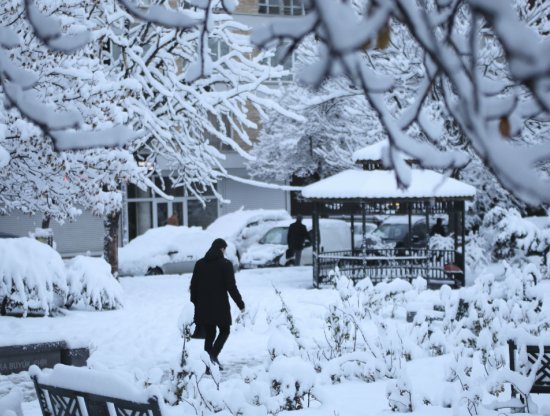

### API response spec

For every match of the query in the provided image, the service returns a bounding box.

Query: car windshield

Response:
[375,223,409,241]
[259,227,288,245]
[354,223,377,234]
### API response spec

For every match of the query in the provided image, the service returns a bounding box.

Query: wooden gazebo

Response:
[302,141,476,287]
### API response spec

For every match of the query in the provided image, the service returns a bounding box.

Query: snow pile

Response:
[119,225,238,275]
[0,238,67,316]
[66,256,123,310]
[0,387,22,416]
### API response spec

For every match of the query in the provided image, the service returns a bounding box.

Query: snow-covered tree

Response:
[252,0,550,205]
[1,0,293,273]
[247,78,382,182]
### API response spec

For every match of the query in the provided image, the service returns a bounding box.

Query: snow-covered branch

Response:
[252,0,550,205]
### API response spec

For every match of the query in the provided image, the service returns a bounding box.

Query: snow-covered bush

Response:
[428,235,454,251]
[268,356,317,411]
[464,233,490,279]
[481,207,546,262]
[0,238,67,316]
[386,372,413,412]
[65,256,123,310]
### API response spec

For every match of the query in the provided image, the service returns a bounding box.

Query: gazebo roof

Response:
[352,140,414,163]
[301,169,476,201]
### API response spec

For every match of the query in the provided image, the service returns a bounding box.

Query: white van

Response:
[240,218,351,268]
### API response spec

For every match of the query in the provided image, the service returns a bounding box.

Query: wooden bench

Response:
[30,365,163,416]
[508,341,550,396]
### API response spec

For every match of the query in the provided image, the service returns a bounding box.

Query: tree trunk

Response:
[104,210,120,277]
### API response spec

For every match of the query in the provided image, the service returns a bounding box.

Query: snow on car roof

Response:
[301,169,476,200]
[119,225,237,275]
[206,208,291,238]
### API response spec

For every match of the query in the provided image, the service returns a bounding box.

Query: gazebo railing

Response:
[317,248,462,286]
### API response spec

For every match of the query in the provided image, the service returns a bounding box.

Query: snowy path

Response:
[0,266,341,415]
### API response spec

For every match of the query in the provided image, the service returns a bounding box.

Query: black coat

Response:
[287,221,309,250]
[190,247,245,326]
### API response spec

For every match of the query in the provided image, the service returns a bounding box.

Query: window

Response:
[126,176,219,241]
[259,227,288,245]
[258,0,304,16]
[209,38,230,61]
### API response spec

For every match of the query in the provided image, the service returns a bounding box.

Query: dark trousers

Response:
[204,324,230,358]
[293,249,303,265]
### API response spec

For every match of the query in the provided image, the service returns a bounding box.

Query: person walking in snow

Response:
[287,215,310,266]
[190,238,245,371]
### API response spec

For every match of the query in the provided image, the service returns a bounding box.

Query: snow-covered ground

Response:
[1,266,550,415]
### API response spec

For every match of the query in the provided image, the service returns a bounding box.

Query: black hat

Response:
[211,238,228,250]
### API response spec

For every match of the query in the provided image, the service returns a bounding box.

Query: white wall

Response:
[0,210,104,257]
[218,168,289,215]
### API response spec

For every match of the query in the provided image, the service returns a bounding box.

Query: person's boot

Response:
[209,354,224,371]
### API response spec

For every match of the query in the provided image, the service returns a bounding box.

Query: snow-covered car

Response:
[206,208,291,260]
[370,215,449,248]
[119,226,239,276]
[352,222,378,248]
[240,219,351,268]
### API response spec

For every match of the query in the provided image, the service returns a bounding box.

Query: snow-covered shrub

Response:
[170,302,196,404]
[428,234,454,251]
[386,371,413,412]
[268,356,316,411]
[267,327,301,361]
[65,256,123,310]
[464,233,489,278]
[324,303,355,358]
[481,207,545,262]
[0,238,67,316]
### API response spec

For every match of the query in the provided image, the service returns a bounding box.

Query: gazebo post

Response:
[350,213,355,253]
[312,202,321,288]
[361,202,367,279]
[407,202,412,249]
[460,201,466,287]
[425,201,430,237]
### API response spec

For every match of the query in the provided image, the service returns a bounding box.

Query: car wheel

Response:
[146,266,164,276]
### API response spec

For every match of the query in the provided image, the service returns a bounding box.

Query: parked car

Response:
[240,218,351,268]
[352,222,378,249]
[207,208,291,260]
[118,225,239,276]
[369,215,449,248]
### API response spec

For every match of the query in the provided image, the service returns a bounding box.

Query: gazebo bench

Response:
[30,365,163,416]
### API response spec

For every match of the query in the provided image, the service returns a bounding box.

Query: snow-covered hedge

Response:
[66,256,123,310]
[0,238,67,316]
[0,239,123,316]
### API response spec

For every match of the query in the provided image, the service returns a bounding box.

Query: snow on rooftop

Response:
[352,140,414,162]
[301,169,476,200]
